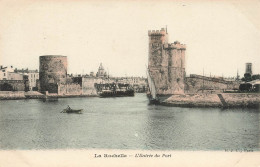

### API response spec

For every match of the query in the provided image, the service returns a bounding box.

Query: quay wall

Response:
[0,91,25,99]
[185,76,240,94]
[58,83,82,95]
[0,80,25,91]
[163,93,260,108]
[0,91,46,100]
[222,93,260,108]
[24,91,45,99]
[82,77,100,96]
[0,90,98,100]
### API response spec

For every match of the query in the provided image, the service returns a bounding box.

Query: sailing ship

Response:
[147,69,159,104]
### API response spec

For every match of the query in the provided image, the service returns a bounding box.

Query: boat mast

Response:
[202,68,204,93]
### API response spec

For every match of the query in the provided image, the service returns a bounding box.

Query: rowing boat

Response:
[61,108,83,114]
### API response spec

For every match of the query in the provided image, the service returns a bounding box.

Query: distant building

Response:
[14,68,39,90]
[119,77,147,92]
[242,62,260,82]
[90,71,95,77]
[0,66,29,91]
[7,72,23,80]
[96,63,107,78]
[245,63,252,75]
[28,70,39,90]
[0,65,15,80]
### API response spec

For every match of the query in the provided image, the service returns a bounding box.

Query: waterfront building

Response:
[28,70,39,90]
[0,66,29,91]
[14,68,39,90]
[0,69,29,91]
[7,72,23,80]
[0,65,15,80]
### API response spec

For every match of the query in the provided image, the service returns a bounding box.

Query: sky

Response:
[0,0,260,77]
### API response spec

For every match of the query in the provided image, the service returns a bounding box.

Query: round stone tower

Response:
[39,55,67,93]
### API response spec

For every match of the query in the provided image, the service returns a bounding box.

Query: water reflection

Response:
[145,105,259,150]
[0,94,259,150]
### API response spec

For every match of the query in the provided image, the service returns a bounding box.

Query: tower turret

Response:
[148,28,168,68]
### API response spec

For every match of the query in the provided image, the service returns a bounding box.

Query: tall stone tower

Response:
[148,28,186,95]
[39,55,67,93]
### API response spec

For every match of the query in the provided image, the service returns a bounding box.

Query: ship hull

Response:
[99,90,135,97]
[147,94,172,104]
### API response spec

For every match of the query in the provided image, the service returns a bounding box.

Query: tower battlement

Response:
[148,28,166,36]
[165,43,186,50]
[163,41,186,50]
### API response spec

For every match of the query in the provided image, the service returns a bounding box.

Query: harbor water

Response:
[0,93,259,150]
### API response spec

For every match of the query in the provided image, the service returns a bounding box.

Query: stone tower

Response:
[39,55,67,93]
[245,63,252,75]
[148,28,186,95]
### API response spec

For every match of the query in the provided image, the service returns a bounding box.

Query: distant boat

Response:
[61,107,83,114]
[99,89,134,97]
[97,83,135,97]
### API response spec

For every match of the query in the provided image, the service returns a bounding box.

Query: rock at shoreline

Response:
[164,93,260,108]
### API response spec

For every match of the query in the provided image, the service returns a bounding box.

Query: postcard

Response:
[0,0,259,166]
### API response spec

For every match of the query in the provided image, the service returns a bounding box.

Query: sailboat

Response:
[147,69,159,104]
